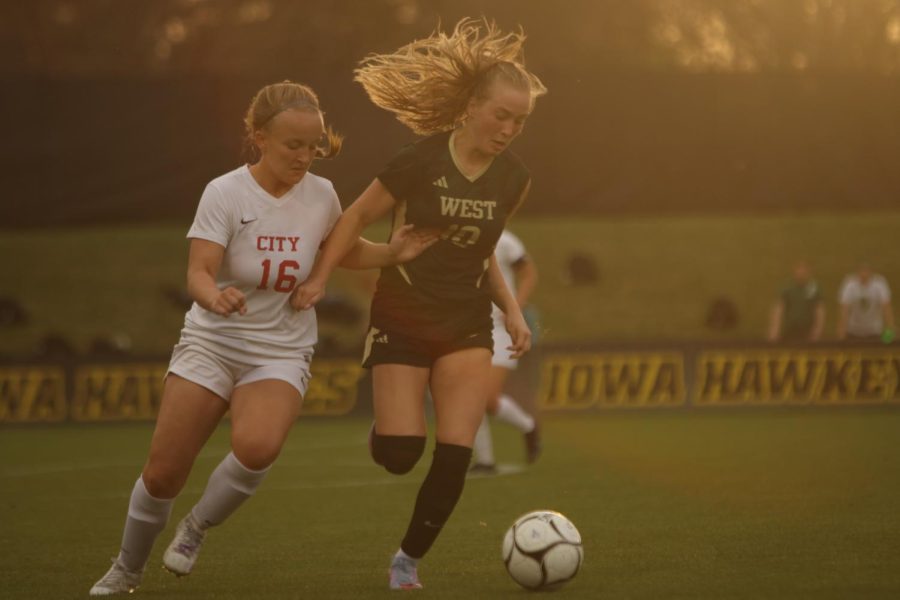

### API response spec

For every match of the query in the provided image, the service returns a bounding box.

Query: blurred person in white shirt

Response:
[837,262,895,342]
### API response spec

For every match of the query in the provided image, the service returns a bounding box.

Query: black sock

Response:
[400,442,472,558]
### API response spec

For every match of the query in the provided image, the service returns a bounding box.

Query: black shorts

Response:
[361,326,493,368]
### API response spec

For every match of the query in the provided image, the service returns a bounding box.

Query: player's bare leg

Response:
[431,349,491,447]
[90,375,227,595]
[387,349,491,589]
[163,379,300,576]
[370,364,429,589]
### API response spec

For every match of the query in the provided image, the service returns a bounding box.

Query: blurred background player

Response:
[470,229,541,474]
[837,262,895,342]
[291,18,546,590]
[88,81,434,596]
[766,259,825,343]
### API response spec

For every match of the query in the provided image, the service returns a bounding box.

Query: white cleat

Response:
[89,559,142,596]
[162,513,207,576]
[389,554,423,590]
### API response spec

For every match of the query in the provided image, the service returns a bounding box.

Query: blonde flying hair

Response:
[354,18,547,135]
[243,81,343,159]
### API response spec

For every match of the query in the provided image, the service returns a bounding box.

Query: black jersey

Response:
[371,131,530,341]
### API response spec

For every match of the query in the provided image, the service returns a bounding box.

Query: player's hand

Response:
[209,286,247,317]
[505,310,532,359]
[388,224,440,264]
[291,277,326,311]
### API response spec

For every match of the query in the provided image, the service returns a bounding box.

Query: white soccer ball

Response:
[502,510,584,590]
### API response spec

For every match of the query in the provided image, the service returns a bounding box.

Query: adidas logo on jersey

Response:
[373,332,389,344]
[432,176,449,189]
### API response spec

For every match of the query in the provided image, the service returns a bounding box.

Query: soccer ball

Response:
[502,510,583,590]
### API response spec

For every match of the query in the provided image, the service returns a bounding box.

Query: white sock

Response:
[395,548,418,564]
[117,476,174,572]
[472,416,495,465]
[495,394,535,433]
[191,452,269,528]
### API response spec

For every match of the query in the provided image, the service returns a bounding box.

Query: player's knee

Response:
[232,436,282,471]
[384,457,418,475]
[373,434,426,475]
[141,464,185,499]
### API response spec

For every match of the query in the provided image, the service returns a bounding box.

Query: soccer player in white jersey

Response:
[89,81,436,596]
[470,229,541,474]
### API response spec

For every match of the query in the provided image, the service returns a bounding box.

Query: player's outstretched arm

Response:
[290,179,397,311]
[340,224,439,271]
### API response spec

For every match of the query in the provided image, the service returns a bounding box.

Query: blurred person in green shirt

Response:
[767,259,825,343]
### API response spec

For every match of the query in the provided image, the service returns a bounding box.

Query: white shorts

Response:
[168,340,312,401]
[492,324,518,370]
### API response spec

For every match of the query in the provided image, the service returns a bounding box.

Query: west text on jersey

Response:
[439,196,497,220]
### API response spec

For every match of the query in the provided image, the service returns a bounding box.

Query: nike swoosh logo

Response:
[241,217,257,224]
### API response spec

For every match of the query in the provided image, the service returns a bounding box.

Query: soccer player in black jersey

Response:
[292,19,547,590]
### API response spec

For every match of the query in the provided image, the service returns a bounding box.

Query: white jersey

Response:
[181,165,341,359]
[839,274,892,337]
[491,230,527,326]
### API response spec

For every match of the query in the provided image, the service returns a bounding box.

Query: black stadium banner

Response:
[539,352,687,410]
[537,346,900,410]
[302,361,365,417]
[0,359,365,424]
[694,349,900,406]
[71,363,168,422]
[0,366,68,423]
[2,345,899,423]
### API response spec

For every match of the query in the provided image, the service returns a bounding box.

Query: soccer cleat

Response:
[162,513,207,576]
[389,553,423,590]
[89,558,142,596]
[524,423,542,464]
[467,462,498,476]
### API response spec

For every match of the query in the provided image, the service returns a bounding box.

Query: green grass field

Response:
[3,213,900,358]
[3,411,900,599]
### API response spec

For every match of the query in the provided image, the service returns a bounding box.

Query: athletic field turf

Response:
[2,410,899,599]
